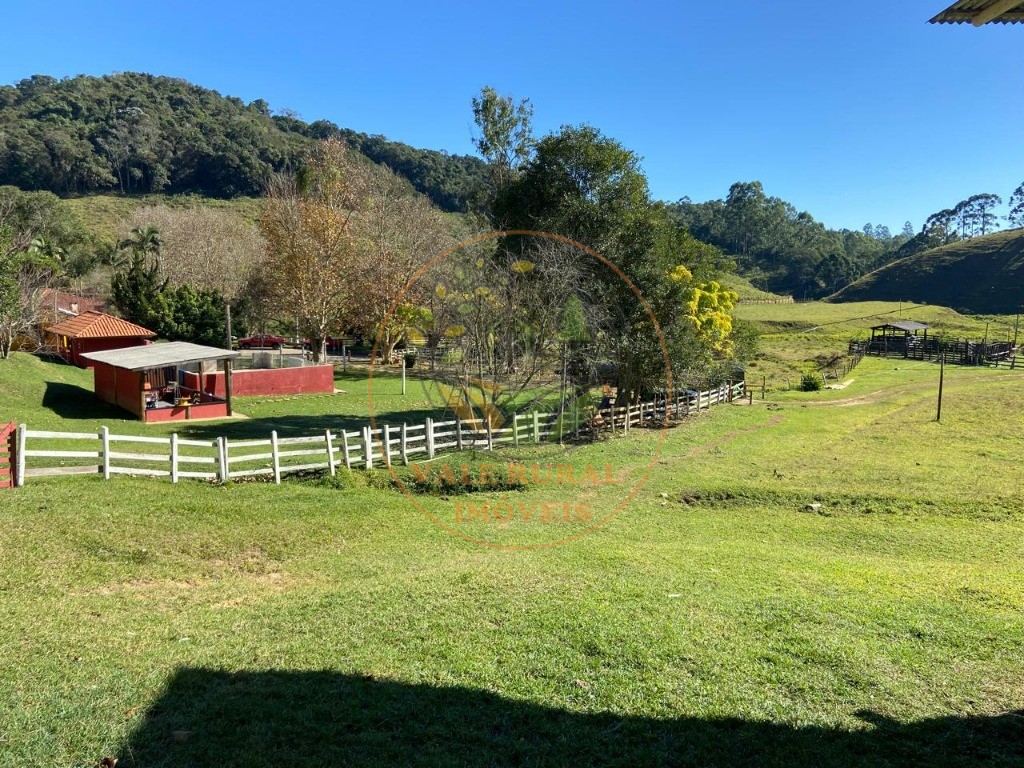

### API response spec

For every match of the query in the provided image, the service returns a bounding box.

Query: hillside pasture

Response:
[1,350,1023,765]
[735,300,1018,383]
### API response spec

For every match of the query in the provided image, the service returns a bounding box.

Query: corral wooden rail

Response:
[13,382,744,487]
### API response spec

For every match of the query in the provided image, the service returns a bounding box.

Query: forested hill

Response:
[669,182,913,299]
[0,73,487,212]
[829,228,1024,313]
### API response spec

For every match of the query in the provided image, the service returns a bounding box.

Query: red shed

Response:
[81,342,238,423]
[46,311,155,367]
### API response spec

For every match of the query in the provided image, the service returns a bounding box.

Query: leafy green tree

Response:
[110,230,168,331]
[471,86,534,217]
[497,125,732,400]
[1009,183,1024,228]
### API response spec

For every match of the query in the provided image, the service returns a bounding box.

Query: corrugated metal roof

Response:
[46,311,156,339]
[871,321,931,331]
[80,342,237,371]
[931,0,1024,24]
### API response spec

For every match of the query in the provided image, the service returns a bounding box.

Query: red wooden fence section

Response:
[0,422,16,489]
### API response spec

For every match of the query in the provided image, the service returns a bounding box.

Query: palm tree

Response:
[118,226,162,258]
[111,225,162,270]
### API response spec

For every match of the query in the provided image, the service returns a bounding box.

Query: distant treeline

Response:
[668,182,914,299]
[0,73,487,213]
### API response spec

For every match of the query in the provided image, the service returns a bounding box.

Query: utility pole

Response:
[225,302,232,350]
[936,355,945,423]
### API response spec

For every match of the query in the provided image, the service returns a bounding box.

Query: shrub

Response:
[800,373,823,391]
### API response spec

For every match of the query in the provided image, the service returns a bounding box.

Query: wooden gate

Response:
[0,422,15,489]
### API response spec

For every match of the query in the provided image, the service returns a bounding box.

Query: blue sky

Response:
[2,0,1021,231]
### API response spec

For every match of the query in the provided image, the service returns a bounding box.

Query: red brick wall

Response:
[181,365,334,397]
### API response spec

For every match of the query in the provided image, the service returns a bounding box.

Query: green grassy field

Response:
[735,299,1019,383]
[1,349,1023,766]
[67,194,264,246]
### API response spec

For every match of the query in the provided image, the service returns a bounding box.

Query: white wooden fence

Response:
[13,382,743,487]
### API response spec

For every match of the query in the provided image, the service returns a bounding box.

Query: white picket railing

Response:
[13,381,744,487]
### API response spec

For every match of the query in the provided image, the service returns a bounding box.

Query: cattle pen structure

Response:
[851,320,1016,365]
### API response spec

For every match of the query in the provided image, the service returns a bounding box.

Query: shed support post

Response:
[223,358,234,417]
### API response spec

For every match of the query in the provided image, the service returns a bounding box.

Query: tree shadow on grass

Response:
[177,406,453,442]
[120,668,1024,768]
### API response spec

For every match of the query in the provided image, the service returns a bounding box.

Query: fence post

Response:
[15,424,26,487]
[426,418,435,459]
[270,431,281,484]
[216,436,228,484]
[364,426,374,469]
[456,415,463,451]
[325,429,336,476]
[486,417,493,451]
[341,429,352,469]
[383,425,392,468]
[533,412,541,442]
[100,426,110,480]
[513,414,519,446]
[170,433,179,484]
[400,423,408,466]
[609,406,616,432]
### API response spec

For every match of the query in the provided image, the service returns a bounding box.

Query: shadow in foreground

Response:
[119,668,1024,767]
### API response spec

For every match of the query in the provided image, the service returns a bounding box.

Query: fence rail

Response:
[12,382,744,487]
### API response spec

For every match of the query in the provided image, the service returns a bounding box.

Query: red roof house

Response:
[46,311,156,368]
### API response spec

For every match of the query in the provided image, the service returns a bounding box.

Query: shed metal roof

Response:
[47,311,155,339]
[931,0,1024,24]
[871,321,931,332]
[80,342,237,371]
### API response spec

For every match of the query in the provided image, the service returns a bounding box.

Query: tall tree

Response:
[967,193,1002,236]
[258,139,367,362]
[471,86,534,218]
[1009,183,1024,228]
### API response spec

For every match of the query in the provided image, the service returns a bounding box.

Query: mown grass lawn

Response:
[1,354,1023,766]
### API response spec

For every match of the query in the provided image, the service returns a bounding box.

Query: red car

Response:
[237,333,285,350]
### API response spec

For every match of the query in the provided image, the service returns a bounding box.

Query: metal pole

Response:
[936,356,945,422]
